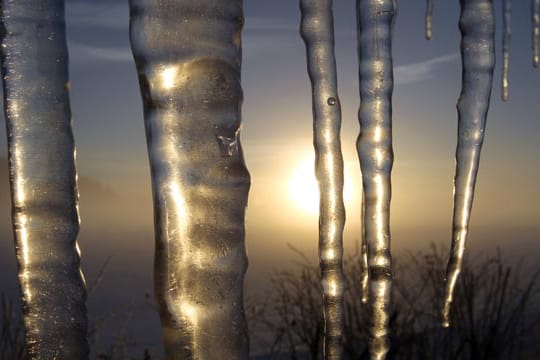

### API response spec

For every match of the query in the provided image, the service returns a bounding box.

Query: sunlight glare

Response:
[160,66,178,90]
[288,156,353,216]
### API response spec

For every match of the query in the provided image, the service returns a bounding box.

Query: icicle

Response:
[356,1,396,359]
[300,1,346,358]
[129,0,250,357]
[442,0,495,328]
[360,217,369,305]
[0,1,89,358]
[533,0,540,67]
[502,0,511,101]
[360,196,369,304]
[425,0,434,40]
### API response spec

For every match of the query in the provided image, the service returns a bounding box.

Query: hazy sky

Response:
[0,0,539,354]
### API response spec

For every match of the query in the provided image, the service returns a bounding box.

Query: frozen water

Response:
[300,0,346,358]
[533,0,540,67]
[129,0,250,358]
[502,0,511,101]
[442,0,495,328]
[425,0,434,40]
[0,0,88,358]
[356,0,396,359]
[360,230,369,305]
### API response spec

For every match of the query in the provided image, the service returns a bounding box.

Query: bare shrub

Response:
[248,245,540,360]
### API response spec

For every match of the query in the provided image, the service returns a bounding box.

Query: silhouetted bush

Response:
[247,245,540,360]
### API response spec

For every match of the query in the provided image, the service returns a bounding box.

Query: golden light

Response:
[160,66,178,90]
[288,156,353,216]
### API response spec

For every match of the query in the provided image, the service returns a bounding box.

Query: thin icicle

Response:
[129,0,250,358]
[442,0,495,328]
[360,219,369,304]
[533,0,539,67]
[0,0,88,358]
[360,196,369,304]
[356,1,396,359]
[300,1,346,358]
[425,0,434,40]
[502,0,511,101]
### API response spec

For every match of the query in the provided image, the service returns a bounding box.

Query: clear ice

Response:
[442,0,495,328]
[425,0,434,40]
[502,0,511,101]
[356,1,396,359]
[533,0,540,67]
[129,0,250,358]
[360,200,369,305]
[300,0,346,358]
[0,0,89,358]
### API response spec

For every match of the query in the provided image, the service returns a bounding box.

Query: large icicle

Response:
[533,0,539,67]
[0,0,89,357]
[425,0,434,40]
[502,0,511,101]
[129,0,250,358]
[300,1,346,358]
[442,0,495,328]
[356,1,396,359]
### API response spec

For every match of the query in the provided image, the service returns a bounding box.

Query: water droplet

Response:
[327,97,337,106]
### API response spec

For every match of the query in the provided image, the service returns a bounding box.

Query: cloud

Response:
[66,10,300,62]
[394,53,458,85]
[69,43,133,63]
[243,18,300,58]
[67,6,294,34]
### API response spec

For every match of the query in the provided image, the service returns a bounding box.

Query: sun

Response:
[289,158,319,215]
[289,156,353,216]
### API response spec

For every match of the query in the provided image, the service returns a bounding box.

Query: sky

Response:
[0,0,539,355]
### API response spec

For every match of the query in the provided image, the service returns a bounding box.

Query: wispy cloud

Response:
[243,18,300,58]
[69,43,132,63]
[68,6,293,33]
[394,53,458,85]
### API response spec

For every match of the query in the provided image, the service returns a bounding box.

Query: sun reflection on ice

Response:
[160,66,178,90]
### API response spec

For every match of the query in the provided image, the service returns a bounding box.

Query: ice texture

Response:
[0,0,89,358]
[356,1,396,359]
[502,0,511,101]
[442,0,495,328]
[300,0,346,358]
[129,0,250,358]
